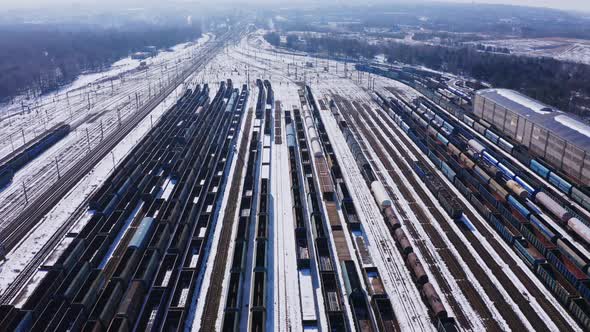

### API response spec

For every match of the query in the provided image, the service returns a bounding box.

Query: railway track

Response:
[0,30,235,304]
[333,96,450,331]
[362,97,574,331]
[0,41,207,157]
[335,96,495,329]
[199,105,253,331]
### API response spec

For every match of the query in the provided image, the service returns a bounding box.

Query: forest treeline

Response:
[265,32,590,114]
[0,23,202,102]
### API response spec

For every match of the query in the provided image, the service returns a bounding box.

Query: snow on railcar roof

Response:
[476,88,590,151]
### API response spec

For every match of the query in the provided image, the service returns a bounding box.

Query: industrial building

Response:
[473,88,590,186]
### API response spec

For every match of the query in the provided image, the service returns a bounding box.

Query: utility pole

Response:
[22,181,28,204]
[100,121,104,141]
[111,151,116,170]
[86,128,91,152]
[55,157,61,179]
[21,129,25,145]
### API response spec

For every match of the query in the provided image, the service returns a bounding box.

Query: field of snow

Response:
[479,38,590,65]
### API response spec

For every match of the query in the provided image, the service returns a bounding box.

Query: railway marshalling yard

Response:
[0,26,589,332]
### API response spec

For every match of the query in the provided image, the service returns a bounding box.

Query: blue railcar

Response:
[442,122,454,135]
[529,215,558,242]
[473,166,491,185]
[547,250,580,290]
[577,283,590,304]
[0,168,13,188]
[413,162,427,178]
[484,129,500,144]
[478,184,498,208]
[416,140,429,154]
[497,162,516,180]
[508,195,531,219]
[408,130,419,144]
[447,157,462,174]
[441,161,456,183]
[514,239,545,268]
[530,159,551,179]
[401,122,410,133]
[457,126,474,140]
[101,194,120,216]
[497,203,521,229]
[129,217,156,250]
[116,179,132,197]
[498,138,514,154]
[548,172,573,195]
[515,176,536,194]
[436,133,449,146]
[482,151,499,166]
[520,223,548,256]
[489,214,517,244]
[428,151,442,169]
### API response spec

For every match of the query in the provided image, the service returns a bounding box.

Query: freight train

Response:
[374,90,590,329]
[460,112,590,213]
[0,123,70,188]
[382,92,590,248]
[329,98,458,331]
[0,82,251,331]
[465,137,590,245]
[412,80,590,219]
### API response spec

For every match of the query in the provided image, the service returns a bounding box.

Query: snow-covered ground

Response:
[1,26,585,331]
[0,34,213,228]
[202,29,582,331]
[477,37,590,65]
[0,33,216,294]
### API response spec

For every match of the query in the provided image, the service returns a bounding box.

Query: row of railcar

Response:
[465,137,590,245]
[376,91,590,330]
[460,113,590,229]
[388,109,463,220]
[132,81,245,331]
[330,96,458,332]
[0,122,71,188]
[462,111,590,214]
[285,109,322,326]
[305,87,391,332]
[249,79,273,332]
[0,85,211,331]
[222,127,261,331]
[409,79,590,229]
[1,81,249,331]
[292,98,350,331]
[385,91,590,252]
[106,82,235,332]
[403,87,590,250]
[255,79,266,119]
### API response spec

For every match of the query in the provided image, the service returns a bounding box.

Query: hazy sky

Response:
[2,0,589,12]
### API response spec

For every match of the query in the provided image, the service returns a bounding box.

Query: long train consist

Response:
[292,98,351,330]
[413,79,590,224]
[327,96,458,331]
[0,123,70,188]
[357,64,590,219]
[304,87,399,331]
[374,91,590,330]
[0,81,249,331]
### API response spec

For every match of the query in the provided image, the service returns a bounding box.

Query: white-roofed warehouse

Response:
[473,88,590,186]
